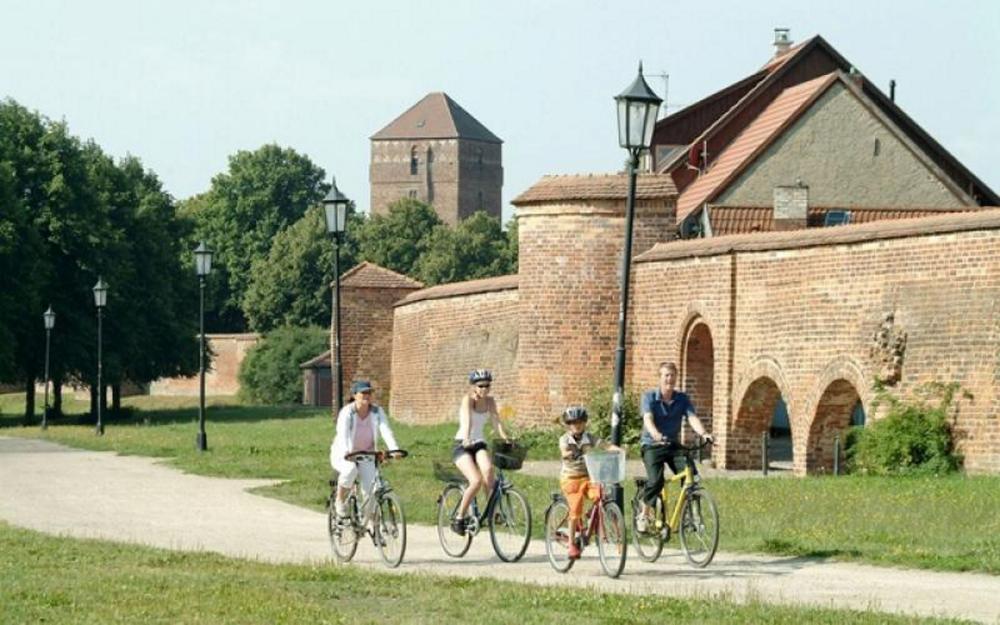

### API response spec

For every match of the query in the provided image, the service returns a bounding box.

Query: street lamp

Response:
[42,306,55,430]
[92,277,108,436]
[194,242,214,452]
[610,63,661,505]
[322,177,349,411]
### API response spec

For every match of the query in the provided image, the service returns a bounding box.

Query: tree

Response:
[413,211,516,285]
[242,205,363,332]
[353,198,441,276]
[238,325,329,404]
[186,144,328,331]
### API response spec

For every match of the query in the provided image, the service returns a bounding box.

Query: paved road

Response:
[1,436,998,624]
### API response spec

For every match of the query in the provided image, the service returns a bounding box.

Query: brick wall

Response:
[148,334,259,396]
[631,211,1000,474]
[389,277,519,423]
[338,285,416,401]
[515,198,675,426]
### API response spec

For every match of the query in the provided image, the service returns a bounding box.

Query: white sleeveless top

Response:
[455,407,490,443]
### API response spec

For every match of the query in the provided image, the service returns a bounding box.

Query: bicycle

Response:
[543,451,628,578]
[327,449,408,568]
[435,441,531,562]
[630,439,719,567]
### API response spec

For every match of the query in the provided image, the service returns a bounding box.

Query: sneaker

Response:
[450,517,467,535]
[635,510,649,533]
[568,542,582,560]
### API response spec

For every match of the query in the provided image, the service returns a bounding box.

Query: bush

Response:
[585,381,642,447]
[847,382,967,476]
[238,326,328,405]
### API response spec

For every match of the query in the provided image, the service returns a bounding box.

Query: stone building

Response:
[370,92,503,226]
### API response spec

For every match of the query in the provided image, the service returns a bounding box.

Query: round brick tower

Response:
[511,173,677,425]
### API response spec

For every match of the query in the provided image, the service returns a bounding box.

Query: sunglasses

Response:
[476,384,491,389]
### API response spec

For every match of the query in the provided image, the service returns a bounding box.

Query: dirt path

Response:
[1,436,997,623]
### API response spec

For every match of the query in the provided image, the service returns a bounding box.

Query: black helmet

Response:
[468,369,493,384]
[561,406,588,424]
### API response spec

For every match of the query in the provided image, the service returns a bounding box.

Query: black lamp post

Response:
[611,63,661,505]
[194,242,214,451]
[322,178,350,411]
[92,277,108,436]
[42,306,55,430]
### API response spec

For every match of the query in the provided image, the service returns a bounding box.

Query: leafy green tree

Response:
[186,145,328,331]
[413,211,515,285]
[353,198,441,276]
[242,206,363,332]
[238,325,329,404]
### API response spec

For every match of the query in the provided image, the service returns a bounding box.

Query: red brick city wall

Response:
[390,281,519,424]
[631,212,1000,474]
[149,334,259,396]
[338,286,417,405]
[515,199,675,426]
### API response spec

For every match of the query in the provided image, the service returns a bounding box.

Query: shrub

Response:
[238,325,329,405]
[585,381,642,447]
[847,382,968,476]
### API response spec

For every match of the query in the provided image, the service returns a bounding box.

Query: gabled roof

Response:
[336,261,424,289]
[512,173,677,206]
[676,73,839,221]
[654,35,999,206]
[371,92,502,143]
[300,350,331,369]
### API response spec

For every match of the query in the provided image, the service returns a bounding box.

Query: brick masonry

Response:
[148,334,259,396]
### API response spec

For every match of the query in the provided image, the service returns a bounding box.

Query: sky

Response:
[2,1,998,224]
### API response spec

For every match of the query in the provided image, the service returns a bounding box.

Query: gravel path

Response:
[2,436,998,623]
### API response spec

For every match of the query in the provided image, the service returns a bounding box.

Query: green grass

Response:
[0,522,972,625]
[2,393,999,574]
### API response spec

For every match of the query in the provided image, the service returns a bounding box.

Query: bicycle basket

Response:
[492,441,527,471]
[584,450,626,486]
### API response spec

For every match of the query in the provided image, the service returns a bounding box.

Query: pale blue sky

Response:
[2,1,997,223]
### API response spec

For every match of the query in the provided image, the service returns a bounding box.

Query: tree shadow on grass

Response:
[0,403,328,429]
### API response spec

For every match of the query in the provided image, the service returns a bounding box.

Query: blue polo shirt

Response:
[640,389,695,446]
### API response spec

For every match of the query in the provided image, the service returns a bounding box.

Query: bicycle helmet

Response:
[561,406,588,424]
[468,369,493,384]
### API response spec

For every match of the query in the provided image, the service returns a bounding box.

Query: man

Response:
[637,361,713,530]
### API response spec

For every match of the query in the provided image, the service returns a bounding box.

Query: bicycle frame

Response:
[339,453,398,541]
[660,460,697,533]
[464,468,512,534]
[570,481,610,548]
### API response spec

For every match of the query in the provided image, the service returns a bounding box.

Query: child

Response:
[558,406,621,559]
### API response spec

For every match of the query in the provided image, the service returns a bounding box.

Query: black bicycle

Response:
[328,449,408,568]
[435,441,532,562]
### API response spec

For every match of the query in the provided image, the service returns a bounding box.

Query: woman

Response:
[450,369,511,532]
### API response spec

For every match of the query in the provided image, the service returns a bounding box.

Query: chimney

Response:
[773,28,792,56]
[773,181,808,231]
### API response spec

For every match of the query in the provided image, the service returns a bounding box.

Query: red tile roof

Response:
[337,262,424,289]
[396,274,518,307]
[709,206,969,236]
[638,207,1000,262]
[675,73,839,222]
[371,92,501,143]
[512,173,677,206]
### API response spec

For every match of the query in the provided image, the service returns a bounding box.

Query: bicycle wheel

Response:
[597,501,628,579]
[631,493,664,562]
[436,483,472,558]
[489,487,531,562]
[543,499,574,573]
[679,488,719,568]
[329,494,359,563]
[375,491,406,568]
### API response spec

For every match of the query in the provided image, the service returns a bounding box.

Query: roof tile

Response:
[512,173,677,205]
[396,274,518,307]
[371,92,501,143]
[337,262,424,289]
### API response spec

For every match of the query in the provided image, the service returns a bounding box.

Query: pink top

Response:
[352,414,375,451]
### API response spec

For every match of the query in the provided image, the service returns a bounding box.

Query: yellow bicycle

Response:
[630,440,719,567]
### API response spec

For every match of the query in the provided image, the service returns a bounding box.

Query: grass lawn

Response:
[0,522,973,625]
[2,393,999,574]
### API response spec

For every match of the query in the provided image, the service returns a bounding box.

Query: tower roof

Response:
[371,92,502,143]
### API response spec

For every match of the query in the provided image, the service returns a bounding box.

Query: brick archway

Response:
[681,320,714,443]
[806,379,861,473]
[730,376,784,470]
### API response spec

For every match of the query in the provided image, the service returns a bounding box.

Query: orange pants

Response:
[560,476,600,521]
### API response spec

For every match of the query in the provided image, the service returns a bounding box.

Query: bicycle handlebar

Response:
[344,449,409,463]
[648,438,712,452]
